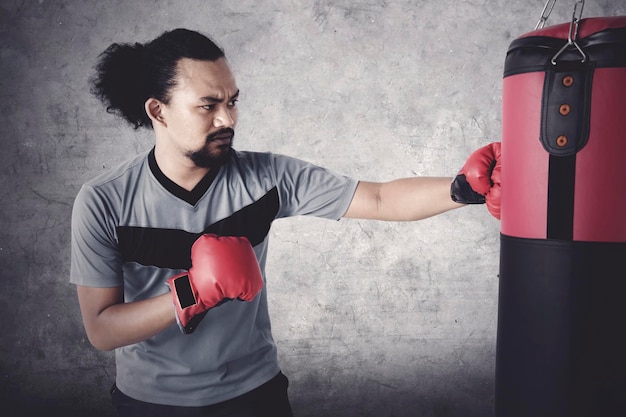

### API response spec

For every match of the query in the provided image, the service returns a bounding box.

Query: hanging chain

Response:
[535,0,558,30]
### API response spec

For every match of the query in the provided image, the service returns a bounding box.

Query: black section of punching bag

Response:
[504,27,626,77]
[495,234,626,417]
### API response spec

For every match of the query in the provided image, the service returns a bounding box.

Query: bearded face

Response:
[188,127,235,169]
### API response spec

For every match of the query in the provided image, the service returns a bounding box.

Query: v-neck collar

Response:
[148,148,219,205]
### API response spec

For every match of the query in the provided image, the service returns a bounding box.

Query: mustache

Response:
[207,128,235,142]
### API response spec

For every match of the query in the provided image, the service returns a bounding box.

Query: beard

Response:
[188,128,235,169]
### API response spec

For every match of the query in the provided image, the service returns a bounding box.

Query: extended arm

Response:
[344,177,462,221]
[344,142,501,221]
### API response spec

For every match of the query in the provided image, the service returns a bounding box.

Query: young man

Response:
[71,28,500,417]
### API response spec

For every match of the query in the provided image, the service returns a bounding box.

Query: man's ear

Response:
[145,98,166,127]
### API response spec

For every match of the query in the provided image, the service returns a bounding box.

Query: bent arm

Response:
[343,177,464,221]
[76,285,176,351]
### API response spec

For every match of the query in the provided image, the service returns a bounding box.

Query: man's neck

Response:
[153,146,212,192]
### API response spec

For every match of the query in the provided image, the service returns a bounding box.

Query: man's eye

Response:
[228,99,238,107]
[201,105,215,111]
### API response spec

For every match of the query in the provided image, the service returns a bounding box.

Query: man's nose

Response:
[213,107,235,128]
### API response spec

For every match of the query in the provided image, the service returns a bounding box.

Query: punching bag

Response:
[495,11,626,417]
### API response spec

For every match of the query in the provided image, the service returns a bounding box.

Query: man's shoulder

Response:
[231,149,308,170]
[231,149,272,162]
[82,150,150,189]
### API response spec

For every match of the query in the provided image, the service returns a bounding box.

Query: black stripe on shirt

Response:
[116,187,279,269]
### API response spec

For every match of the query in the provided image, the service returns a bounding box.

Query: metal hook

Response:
[551,1,586,64]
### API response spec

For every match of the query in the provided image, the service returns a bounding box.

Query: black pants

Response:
[111,372,294,417]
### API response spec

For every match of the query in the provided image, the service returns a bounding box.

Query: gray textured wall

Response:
[1,1,624,416]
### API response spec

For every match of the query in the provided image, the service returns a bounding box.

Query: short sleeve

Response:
[69,184,123,287]
[269,154,359,220]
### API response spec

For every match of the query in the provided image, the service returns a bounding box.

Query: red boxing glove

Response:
[166,234,264,334]
[450,142,501,219]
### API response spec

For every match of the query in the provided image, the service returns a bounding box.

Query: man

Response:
[71,28,500,417]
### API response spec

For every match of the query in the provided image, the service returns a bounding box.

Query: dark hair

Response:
[89,28,225,129]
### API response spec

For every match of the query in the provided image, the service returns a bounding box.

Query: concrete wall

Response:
[1,1,624,416]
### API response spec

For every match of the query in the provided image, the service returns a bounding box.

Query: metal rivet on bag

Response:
[559,104,571,115]
[556,135,568,147]
[562,75,574,87]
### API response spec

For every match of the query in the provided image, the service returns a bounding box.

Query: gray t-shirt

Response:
[70,148,358,406]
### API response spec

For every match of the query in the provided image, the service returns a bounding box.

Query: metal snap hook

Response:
[551,1,587,65]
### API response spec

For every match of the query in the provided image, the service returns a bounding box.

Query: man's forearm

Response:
[344,177,464,221]
[77,286,176,351]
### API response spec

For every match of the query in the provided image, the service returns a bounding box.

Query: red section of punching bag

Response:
[574,69,626,241]
[500,17,626,242]
[501,72,549,239]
